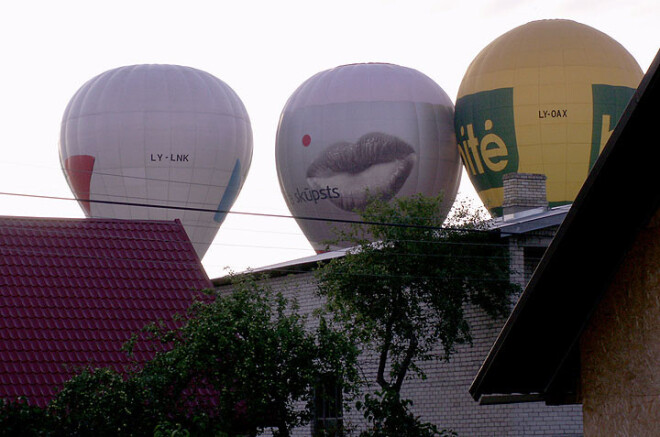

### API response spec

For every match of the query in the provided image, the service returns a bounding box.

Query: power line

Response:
[0,161,489,250]
[0,188,509,274]
[0,211,513,280]
[0,217,511,268]
[0,190,492,234]
[0,216,508,264]
[213,265,514,284]
[0,241,514,284]
[0,189,509,274]
[35,162,465,219]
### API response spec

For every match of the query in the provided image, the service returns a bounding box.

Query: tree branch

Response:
[393,334,418,393]
[376,315,395,391]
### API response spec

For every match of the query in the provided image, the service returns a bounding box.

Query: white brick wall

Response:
[217,270,583,436]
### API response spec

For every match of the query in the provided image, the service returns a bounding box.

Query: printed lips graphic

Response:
[306,132,416,211]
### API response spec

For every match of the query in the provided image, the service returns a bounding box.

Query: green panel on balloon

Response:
[590,84,636,169]
[455,88,519,194]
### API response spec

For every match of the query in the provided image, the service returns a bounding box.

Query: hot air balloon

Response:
[276,63,461,252]
[455,19,643,216]
[59,64,253,258]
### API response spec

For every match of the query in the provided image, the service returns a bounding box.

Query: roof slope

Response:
[470,50,660,403]
[0,217,212,406]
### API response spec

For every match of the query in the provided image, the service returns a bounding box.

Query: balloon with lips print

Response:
[59,64,253,259]
[275,63,461,252]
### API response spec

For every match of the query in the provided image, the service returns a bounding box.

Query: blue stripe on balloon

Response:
[214,160,241,223]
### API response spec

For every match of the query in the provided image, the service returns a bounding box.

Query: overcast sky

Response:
[0,1,657,278]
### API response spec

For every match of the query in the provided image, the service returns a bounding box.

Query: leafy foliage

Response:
[0,276,359,436]
[136,275,359,436]
[0,397,54,436]
[48,367,154,435]
[0,194,516,436]
[316,193,518,434]
[357,389,457,437]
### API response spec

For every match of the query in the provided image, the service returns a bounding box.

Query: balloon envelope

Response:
[276,63,461,252]
[455,19,643,216]
[59,64,253,258]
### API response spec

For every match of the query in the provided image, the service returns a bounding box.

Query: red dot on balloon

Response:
[302,134,311,147]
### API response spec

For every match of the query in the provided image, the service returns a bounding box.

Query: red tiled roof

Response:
[0,217,213,406]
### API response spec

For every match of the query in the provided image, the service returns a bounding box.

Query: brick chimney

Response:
[502,173,548,217]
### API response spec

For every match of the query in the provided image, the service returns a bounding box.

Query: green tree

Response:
[0,397,54,436]
[316,194,517,435]
[2,276,359,436]
[48,367,154,436]
[132,275,360,436]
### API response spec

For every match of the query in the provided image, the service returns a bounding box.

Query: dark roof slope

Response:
[470,50,660,403]
[212,205,571,287]
[0,217,212,406]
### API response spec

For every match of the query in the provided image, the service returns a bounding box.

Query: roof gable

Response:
[0,217,212,406]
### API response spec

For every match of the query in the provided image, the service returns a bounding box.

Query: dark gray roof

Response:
[489,204,570,236]
[211,249,349,286]
[470,49,660,404]
[212,204,569,286]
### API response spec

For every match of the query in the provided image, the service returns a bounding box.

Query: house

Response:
[0,217,212,406]
[470,51,660,436]
[214,187,583,436]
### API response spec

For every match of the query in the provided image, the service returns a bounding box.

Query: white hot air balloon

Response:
[59,64,253,258]
[276,63,461,252]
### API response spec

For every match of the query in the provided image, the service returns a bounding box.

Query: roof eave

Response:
[471,49,660,401]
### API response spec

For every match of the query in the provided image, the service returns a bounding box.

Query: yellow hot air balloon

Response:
[455,19,643,216]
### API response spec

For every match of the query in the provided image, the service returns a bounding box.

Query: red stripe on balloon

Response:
[64,155,95,215]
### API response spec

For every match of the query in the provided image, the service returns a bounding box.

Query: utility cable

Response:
[0,190,493,234]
